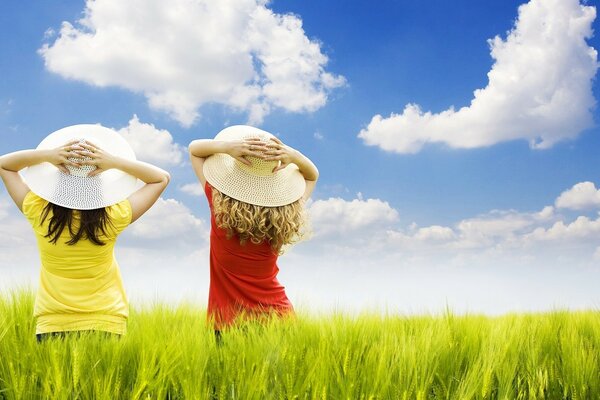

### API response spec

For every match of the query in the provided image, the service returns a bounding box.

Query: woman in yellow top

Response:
[0,124,170,341]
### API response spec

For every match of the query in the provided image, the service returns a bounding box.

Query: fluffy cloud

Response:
[0,197,41,291]
[524,215,600,242]
[555,181,600,210]
[117,115,185,167]
[412,225,455,242]
[308,197,399,238]
[179,182,204,197]
[39,0,345,126]
[124,197,206,243]
[358,0,598,153]
[0,197,35,251]
[301,181,600,267]
[382,206,555,256]
[452,206,554,248]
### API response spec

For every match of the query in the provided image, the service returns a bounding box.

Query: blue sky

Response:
[1,0,599,314]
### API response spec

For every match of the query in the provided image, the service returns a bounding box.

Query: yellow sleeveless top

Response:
[22,191,132,335]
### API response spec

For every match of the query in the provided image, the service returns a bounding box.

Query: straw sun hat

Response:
[20,124,139,210]
[203,125,306,207]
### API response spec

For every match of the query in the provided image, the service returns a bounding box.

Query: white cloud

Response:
[43,28,55,40]
[452,207,554,248]
[179,182,204,197]
[117,115,185,167]
[299,183,600,268]
[524,215,600,242]
[308,197,399,238]
[303,192,564,259]
[0,196,40,291]
[125,197,206,242]
[0,197,35,250]
[413,225,455,242]
[555,181,600,210]
[39,0,345,126]
[358,0,598,153]
[0,198,9,219]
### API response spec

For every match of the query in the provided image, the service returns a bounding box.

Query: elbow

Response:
[156,169,171,188]
[188,140,200,157]
[307,166,319,182]
[0,159,7,176]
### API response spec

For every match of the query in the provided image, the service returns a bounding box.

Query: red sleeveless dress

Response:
[204,182,294,329]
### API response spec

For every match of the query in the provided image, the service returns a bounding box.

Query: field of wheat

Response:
[0,289,599,399]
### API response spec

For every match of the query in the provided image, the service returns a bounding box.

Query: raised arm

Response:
[76,143,170,223]
[188,138,266,188]
[0,142,80,211]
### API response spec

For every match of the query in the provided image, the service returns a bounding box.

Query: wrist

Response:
[106,155,123,171]
[220,141,234,155]
[40,149,55,163]
[290,148,303,164]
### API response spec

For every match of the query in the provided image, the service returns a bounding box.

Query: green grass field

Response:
[0,290,598,399]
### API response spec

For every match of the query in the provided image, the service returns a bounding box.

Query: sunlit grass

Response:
[0,289,599,399]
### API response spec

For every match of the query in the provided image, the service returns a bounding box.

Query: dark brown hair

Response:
[40,203,114,246]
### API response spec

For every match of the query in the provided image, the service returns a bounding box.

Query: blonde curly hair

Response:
[211,186,308,254]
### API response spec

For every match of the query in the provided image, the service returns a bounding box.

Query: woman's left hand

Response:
[263,137,298,173]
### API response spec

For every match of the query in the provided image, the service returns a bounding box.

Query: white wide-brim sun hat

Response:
[203,125,306,207]
[20,124,139,210]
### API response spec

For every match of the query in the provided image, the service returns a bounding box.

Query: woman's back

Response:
[205,182,292,328]
[206,182,278,275]
[22,191,132,334]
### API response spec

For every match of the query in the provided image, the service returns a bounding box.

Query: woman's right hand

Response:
[45,140,83,174]
[72,141,118,176]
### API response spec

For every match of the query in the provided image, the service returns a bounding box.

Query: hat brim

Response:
[20,124,140,210]
[203,125,306,207]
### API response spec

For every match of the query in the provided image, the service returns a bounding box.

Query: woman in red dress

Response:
[189,125,318,334]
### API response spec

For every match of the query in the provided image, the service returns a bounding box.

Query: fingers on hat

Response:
[235,156,252,166]
[87,168,103,177]
[244,140,267,149]
[69,149,95,159]
[65,160,81,167]
[82,139,101,148]
[272,162,288,173]
[263,149,283,157]
[63,139,81,147]
[77,142,97,152]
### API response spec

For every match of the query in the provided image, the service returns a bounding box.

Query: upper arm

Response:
[0,169,30,212]
[190,154,206,188]
[127,179,169,223]
[302,179,317,202]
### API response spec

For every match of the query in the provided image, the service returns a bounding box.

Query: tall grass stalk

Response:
[0,289,598,399]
